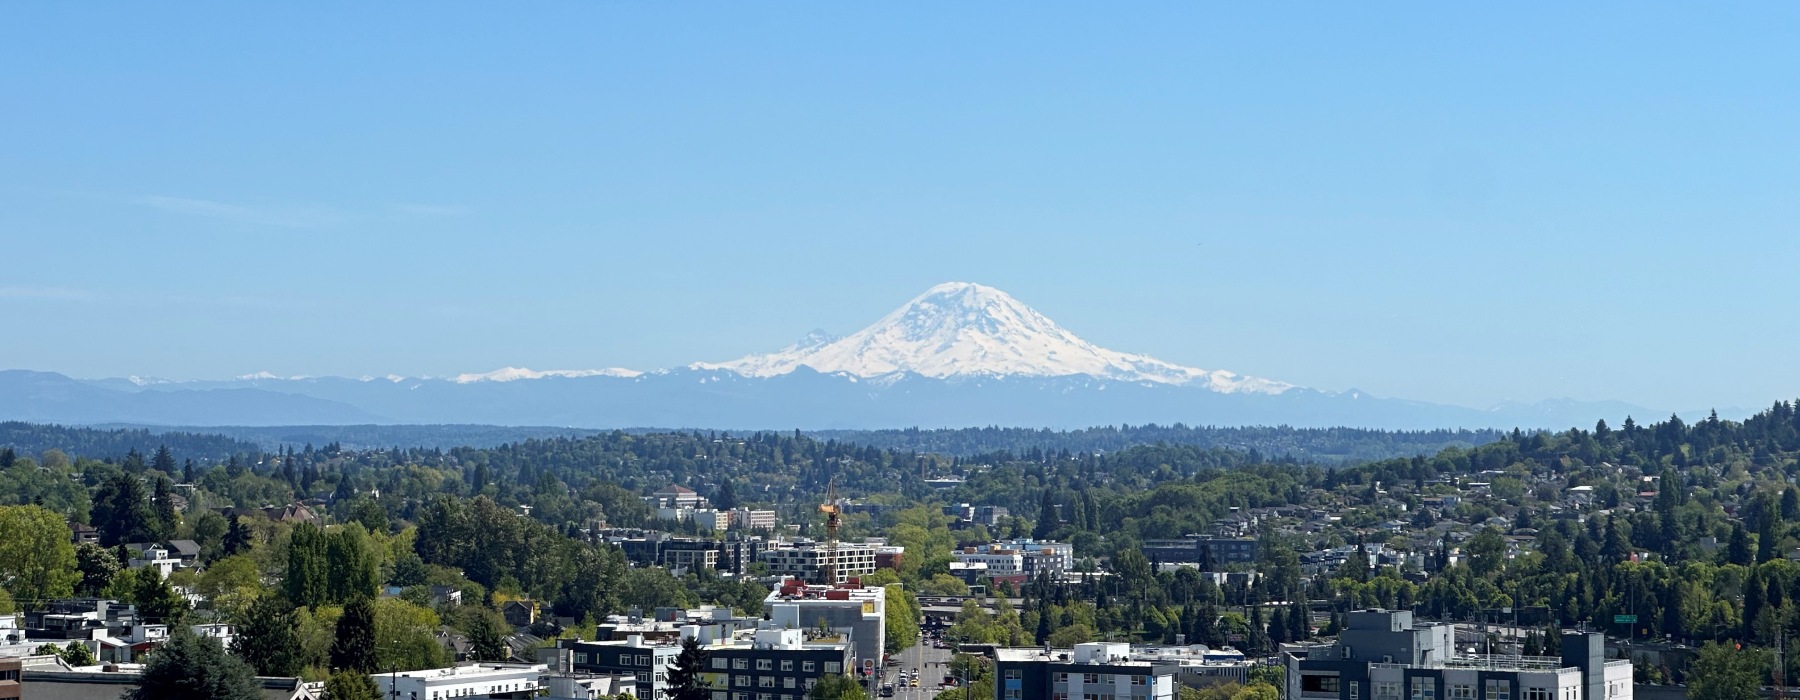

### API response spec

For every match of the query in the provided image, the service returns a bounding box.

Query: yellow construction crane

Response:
[819,479,841,584]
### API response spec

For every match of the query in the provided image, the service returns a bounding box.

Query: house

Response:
[164,539,202,568]
[430,585,464,608]
[263,503,321,525]
[125,546,179,580]
[69,522,100,545]
[502,600,537,627]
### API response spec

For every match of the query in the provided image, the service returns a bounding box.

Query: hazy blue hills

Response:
[2,366,1678,433]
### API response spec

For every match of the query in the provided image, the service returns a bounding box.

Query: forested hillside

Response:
[1,421,259,461]
[815,423,1504,463]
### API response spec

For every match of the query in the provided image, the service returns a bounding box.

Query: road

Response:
[877,639,954,700]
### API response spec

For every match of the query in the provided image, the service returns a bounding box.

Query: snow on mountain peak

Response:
[694,282,1296,394]
[451,367,643,383]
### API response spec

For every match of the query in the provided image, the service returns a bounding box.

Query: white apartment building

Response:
[375,662,547,700]
[758,543,877,583]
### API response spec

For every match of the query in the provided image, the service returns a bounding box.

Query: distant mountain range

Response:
[0,282,1698,430]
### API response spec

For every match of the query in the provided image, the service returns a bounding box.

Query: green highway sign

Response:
[1614,615,1637,624]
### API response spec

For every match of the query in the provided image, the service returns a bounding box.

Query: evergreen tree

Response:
[333,472,356,503]
[1267,606,1289,645]
[714,479,738,510]
[122,566,189,625]
[1287,603,1308,641]
[468,612,510,662]
[127,629,261,700]
[285,523,330,608]
[325,526,379,604]
[1759,501,1783,564]
[90,474,160,546]
[151,445,177,474]
[1726,523,1755,567]
[330,596,377,673]
[1033,490,1058,540]
[665,635,710,700]
[222,515,253,557]
[322,671,382,700]
[232,594,300,677]
[151,476,179,539]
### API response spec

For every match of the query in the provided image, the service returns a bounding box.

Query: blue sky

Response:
[2,4,1796,412]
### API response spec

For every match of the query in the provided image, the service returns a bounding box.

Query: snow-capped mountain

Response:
[0,282,1665,431]
[694,282,1294,394]
[449,367,643,383]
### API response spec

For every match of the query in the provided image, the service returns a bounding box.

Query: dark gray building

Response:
[1283,610,1633,700]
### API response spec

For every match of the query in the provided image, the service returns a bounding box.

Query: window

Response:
[1521,690,1551,700]
[1484,681,1511,700]
[1084,674,1099,684]
[824,662,841,674]
[1055,673,1069,683]
[1449,685,1474,700]
[735,676,750,687]
[1412,679,1436,700]
[1349,682,1360,700]
[638,655,651,667]
[1301,675,1342,694]
[803,662,816,673]
[713,658,728,670]
[734,659,750,670]
[1006,691,1021,700]
[760,677,776,688]
[713,693,727,700]
[785,678,796,689]
[575,652,589,664]
[781,660,793,672]
[1131,675,1145,686]
[1372,681,1402,700]
[757,659,772,671]
[1006,670,1022,680]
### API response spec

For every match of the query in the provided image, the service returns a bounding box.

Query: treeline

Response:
[1,422,259,462]
[813,423,1503,463]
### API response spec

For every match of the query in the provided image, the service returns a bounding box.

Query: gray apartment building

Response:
[1284,610,1632,700]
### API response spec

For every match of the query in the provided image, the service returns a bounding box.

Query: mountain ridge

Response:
[0,282,1690,430]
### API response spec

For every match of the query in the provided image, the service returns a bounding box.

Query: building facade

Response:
[700,628,855,700]
[375,662,546,700]
[758,543,878,583]
[1284,610,1632,700]
[764,579,887,672]
[990,643,1179,700]
[559,635,682,699]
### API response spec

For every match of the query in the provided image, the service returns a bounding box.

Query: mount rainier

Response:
[0,282,1653,430]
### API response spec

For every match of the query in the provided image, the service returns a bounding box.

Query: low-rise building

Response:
[700,628,857,700]
[764,579,887,673]
[989,642,1179,700]
[1283,609,1631,700]
[558,635,682,699]
[732,508,778,530]
[758,543,878,583]
[373,662,546,700]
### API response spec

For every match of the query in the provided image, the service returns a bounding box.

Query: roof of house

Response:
[657,485,698,495]
[165,540,201,556]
